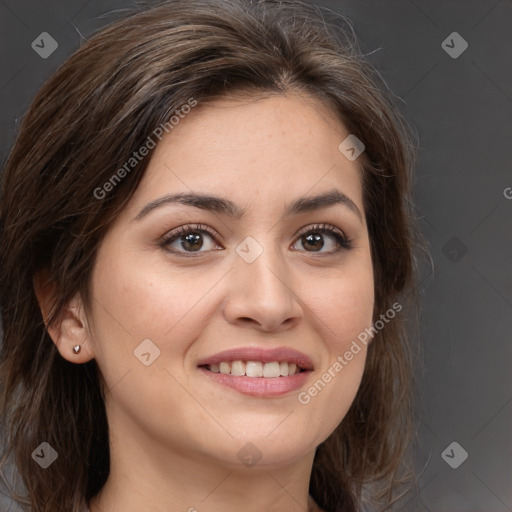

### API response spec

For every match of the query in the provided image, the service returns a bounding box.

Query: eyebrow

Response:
[134,188,363,222]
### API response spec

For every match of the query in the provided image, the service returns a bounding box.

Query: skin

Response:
[37,92,375,512]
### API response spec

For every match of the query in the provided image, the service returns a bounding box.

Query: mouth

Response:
[200,360,306,377]
[197,347,313,397]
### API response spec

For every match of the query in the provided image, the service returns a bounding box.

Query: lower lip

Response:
[198,367,311,397]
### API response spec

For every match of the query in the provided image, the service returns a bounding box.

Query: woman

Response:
[0,1,419,511]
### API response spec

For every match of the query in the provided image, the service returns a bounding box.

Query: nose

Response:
[222,243,303,333]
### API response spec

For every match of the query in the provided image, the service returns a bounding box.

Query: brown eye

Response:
[292,224,352,253]
[302,232,324,251]
[179,232,204,251]
[161,225,222,254]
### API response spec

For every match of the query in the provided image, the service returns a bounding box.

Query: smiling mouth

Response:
[199,360,306,378]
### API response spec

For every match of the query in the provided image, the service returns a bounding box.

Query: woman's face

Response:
[84,92,374,469]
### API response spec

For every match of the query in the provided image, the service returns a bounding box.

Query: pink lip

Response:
[196,346,314,398]
[196,347,314,371]
[199,367,310,397]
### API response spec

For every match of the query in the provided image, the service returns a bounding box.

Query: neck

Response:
[89,417,319,512]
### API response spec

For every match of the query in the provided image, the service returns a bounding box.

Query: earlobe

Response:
[56,301,95,362]
[33,270,95,363]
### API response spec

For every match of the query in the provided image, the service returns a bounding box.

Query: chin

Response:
[205,430,319,470]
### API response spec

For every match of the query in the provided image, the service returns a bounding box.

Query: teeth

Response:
[245,361,263,377]
[219,362,231,374]
[206,360,301,377]
[263,361,280,378]
[230,360,245,376]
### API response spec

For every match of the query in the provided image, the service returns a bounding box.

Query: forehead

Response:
[121,92,364,218]
[159,92,348,159]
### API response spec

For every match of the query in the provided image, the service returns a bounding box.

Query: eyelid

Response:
[159,223,223,251]
[294,223,348,241]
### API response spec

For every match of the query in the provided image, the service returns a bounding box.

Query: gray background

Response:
[1,1,511,511]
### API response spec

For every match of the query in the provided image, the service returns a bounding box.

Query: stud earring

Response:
[72,345,81,354]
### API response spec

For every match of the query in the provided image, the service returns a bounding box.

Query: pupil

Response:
[182,232,203,251]
[304,233,323,251]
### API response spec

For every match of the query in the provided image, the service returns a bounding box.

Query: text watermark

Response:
[298,302,402,405]
[94,97,198,200]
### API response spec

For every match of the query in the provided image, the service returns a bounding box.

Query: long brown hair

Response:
[0,1,419,511]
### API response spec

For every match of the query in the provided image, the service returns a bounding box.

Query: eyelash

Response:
[159,223,353,257]
[295,223,353,252]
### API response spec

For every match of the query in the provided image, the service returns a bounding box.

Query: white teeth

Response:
[245,361,263,377]
[263,361,280,378]
[219,362,231,374]
[230,360,245,376]
[206,360,302,377]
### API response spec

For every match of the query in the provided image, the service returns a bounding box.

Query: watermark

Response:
[442,236,468,263]
[298,302,402,405]
[133,338,161,366]
[441,441,468,469]
[338,134,365,161]
[235,236,264,263]
[236,442,263,468]
[93,97,198,200]
[504,187,512,200]
[31,442,58,469]
[31,32,58,59]
[441,32,468,59]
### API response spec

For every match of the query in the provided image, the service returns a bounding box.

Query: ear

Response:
[34,269,95,363]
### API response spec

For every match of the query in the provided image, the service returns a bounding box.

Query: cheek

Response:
[294,254,374,435]
[87,248,224,365]
[306,254,375,347]
[85,251,220,436]
[313,271,373,384]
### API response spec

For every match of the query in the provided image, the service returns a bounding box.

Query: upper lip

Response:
[197,347,314,371]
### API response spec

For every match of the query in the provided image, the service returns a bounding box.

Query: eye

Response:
[291,223,352,253]
[160,222,352,256]
[160,224,222,255]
